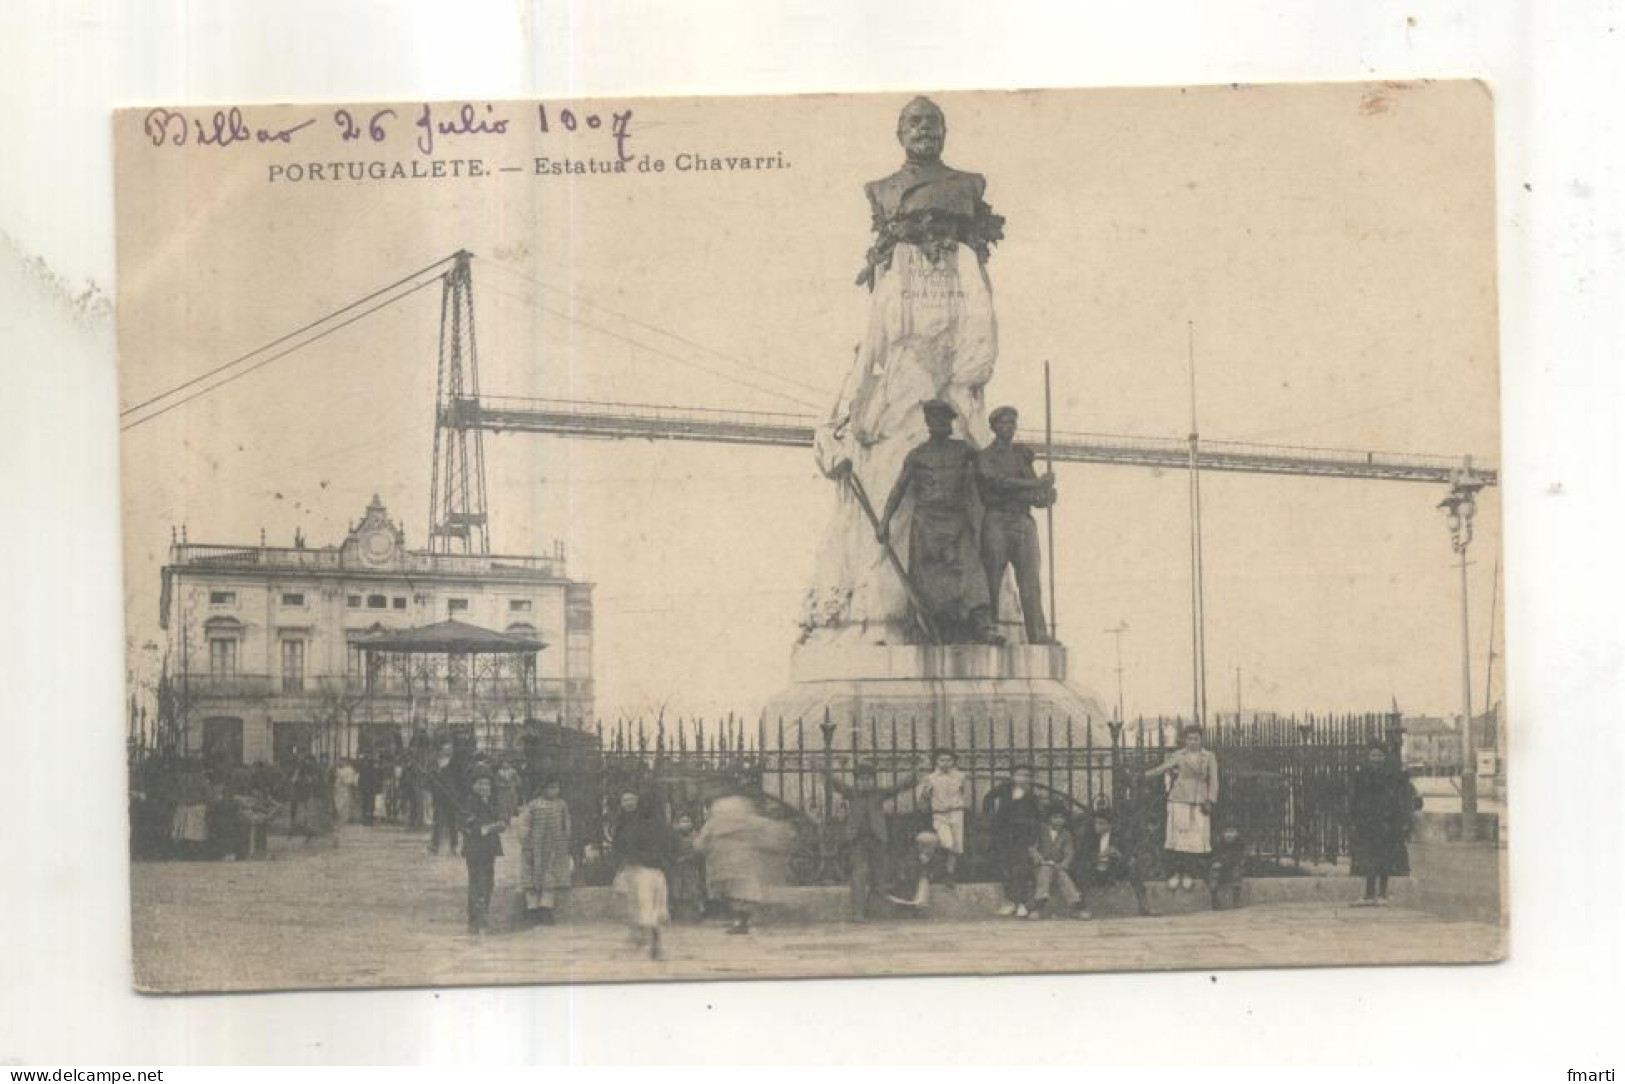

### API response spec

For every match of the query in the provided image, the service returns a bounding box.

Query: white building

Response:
[158,495,593,765]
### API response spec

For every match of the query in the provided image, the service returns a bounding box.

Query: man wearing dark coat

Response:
[461,771,506,935]
[982,764,1044,916]
[428,741,462,855]
[1073,805,1154,918]
[357,754,379,827]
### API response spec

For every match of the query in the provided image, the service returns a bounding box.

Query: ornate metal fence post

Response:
[1107,716,1124,808]
[1296,716,1314,865]
[819,710,837,828]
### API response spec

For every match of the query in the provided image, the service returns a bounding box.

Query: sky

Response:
[115,81,1502,722]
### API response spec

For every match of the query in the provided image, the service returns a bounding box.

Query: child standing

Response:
[668,811,706,922]
[1028,806,1086,919]
[610,793,670,960]
[1208,822,1246,910]
[518,777,573,926]
[461,771,507,936]
[916,749,969,887]
[825,762,920,922]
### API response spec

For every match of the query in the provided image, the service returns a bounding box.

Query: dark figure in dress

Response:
[1349,742,1422,906]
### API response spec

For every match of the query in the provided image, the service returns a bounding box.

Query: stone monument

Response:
[767,97,1107,745]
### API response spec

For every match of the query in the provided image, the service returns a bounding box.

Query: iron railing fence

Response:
[513,710,1402,883]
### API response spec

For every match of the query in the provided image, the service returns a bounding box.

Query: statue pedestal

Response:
[761,642,1111,750]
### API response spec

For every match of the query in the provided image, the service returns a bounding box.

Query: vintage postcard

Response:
[116,83,1505,993]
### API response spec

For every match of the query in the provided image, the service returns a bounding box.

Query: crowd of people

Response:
[128,748,339,861]
[130,723,1424,950]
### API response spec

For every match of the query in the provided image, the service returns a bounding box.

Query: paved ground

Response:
[130,824,1505,993]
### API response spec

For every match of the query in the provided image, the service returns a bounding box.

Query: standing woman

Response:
[494,758,522,824]
[610,791,671,960]
[333,758,359,824]
[1349,740,1421,906]
[519,777,574,926]
[1145,724,1220,891]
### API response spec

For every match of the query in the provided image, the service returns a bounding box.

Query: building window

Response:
[210,590,237,606]
[208,638,237,677]
[281,640,306,693]
[347,594,362,608]
[448,598,470,614]
[392,596,407,610]
[281,592,305,607]
[509,599,533,613]
[367,594,388,609]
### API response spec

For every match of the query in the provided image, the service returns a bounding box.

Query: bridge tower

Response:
[427,250,492,555]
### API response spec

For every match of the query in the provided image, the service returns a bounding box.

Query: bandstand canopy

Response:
[356,619,545,654]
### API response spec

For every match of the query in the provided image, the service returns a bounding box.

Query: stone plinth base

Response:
[761,642,1111,750]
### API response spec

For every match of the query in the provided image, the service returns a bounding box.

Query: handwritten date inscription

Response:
[141,102,634,161]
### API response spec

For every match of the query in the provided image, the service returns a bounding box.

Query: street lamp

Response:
[1437,463,1484,827]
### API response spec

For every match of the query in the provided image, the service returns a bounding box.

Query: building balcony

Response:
[175,672,582,710]
[179,672,273,698]
[168,543,567,580]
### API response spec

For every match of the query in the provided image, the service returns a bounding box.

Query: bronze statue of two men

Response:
[877,400,1056,646]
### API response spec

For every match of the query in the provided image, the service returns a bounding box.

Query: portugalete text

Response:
[268,159,488,183]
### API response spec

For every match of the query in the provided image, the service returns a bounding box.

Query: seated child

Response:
[1208,821,1246,910]
[1075,805,1152,918]
[1028,806,1087,919]
[884,829,946,916]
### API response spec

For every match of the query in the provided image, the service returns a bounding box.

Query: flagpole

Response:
[1044,361,1057,643]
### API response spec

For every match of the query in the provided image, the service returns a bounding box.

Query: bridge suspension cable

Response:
[481,260,829,400]
[120,253,461,427]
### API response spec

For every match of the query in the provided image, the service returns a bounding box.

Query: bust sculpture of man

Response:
[856,97,1006,291]
[802,98,1007,647]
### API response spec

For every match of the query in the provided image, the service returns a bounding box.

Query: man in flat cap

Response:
[876,399,991,642]
[976,405,1057,644]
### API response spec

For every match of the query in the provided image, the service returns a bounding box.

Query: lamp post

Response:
[1438,463,1484,829]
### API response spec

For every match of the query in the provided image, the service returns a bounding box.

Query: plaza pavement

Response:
[130,823,1505,993]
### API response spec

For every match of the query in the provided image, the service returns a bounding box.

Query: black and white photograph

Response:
[110,83,1507,993]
